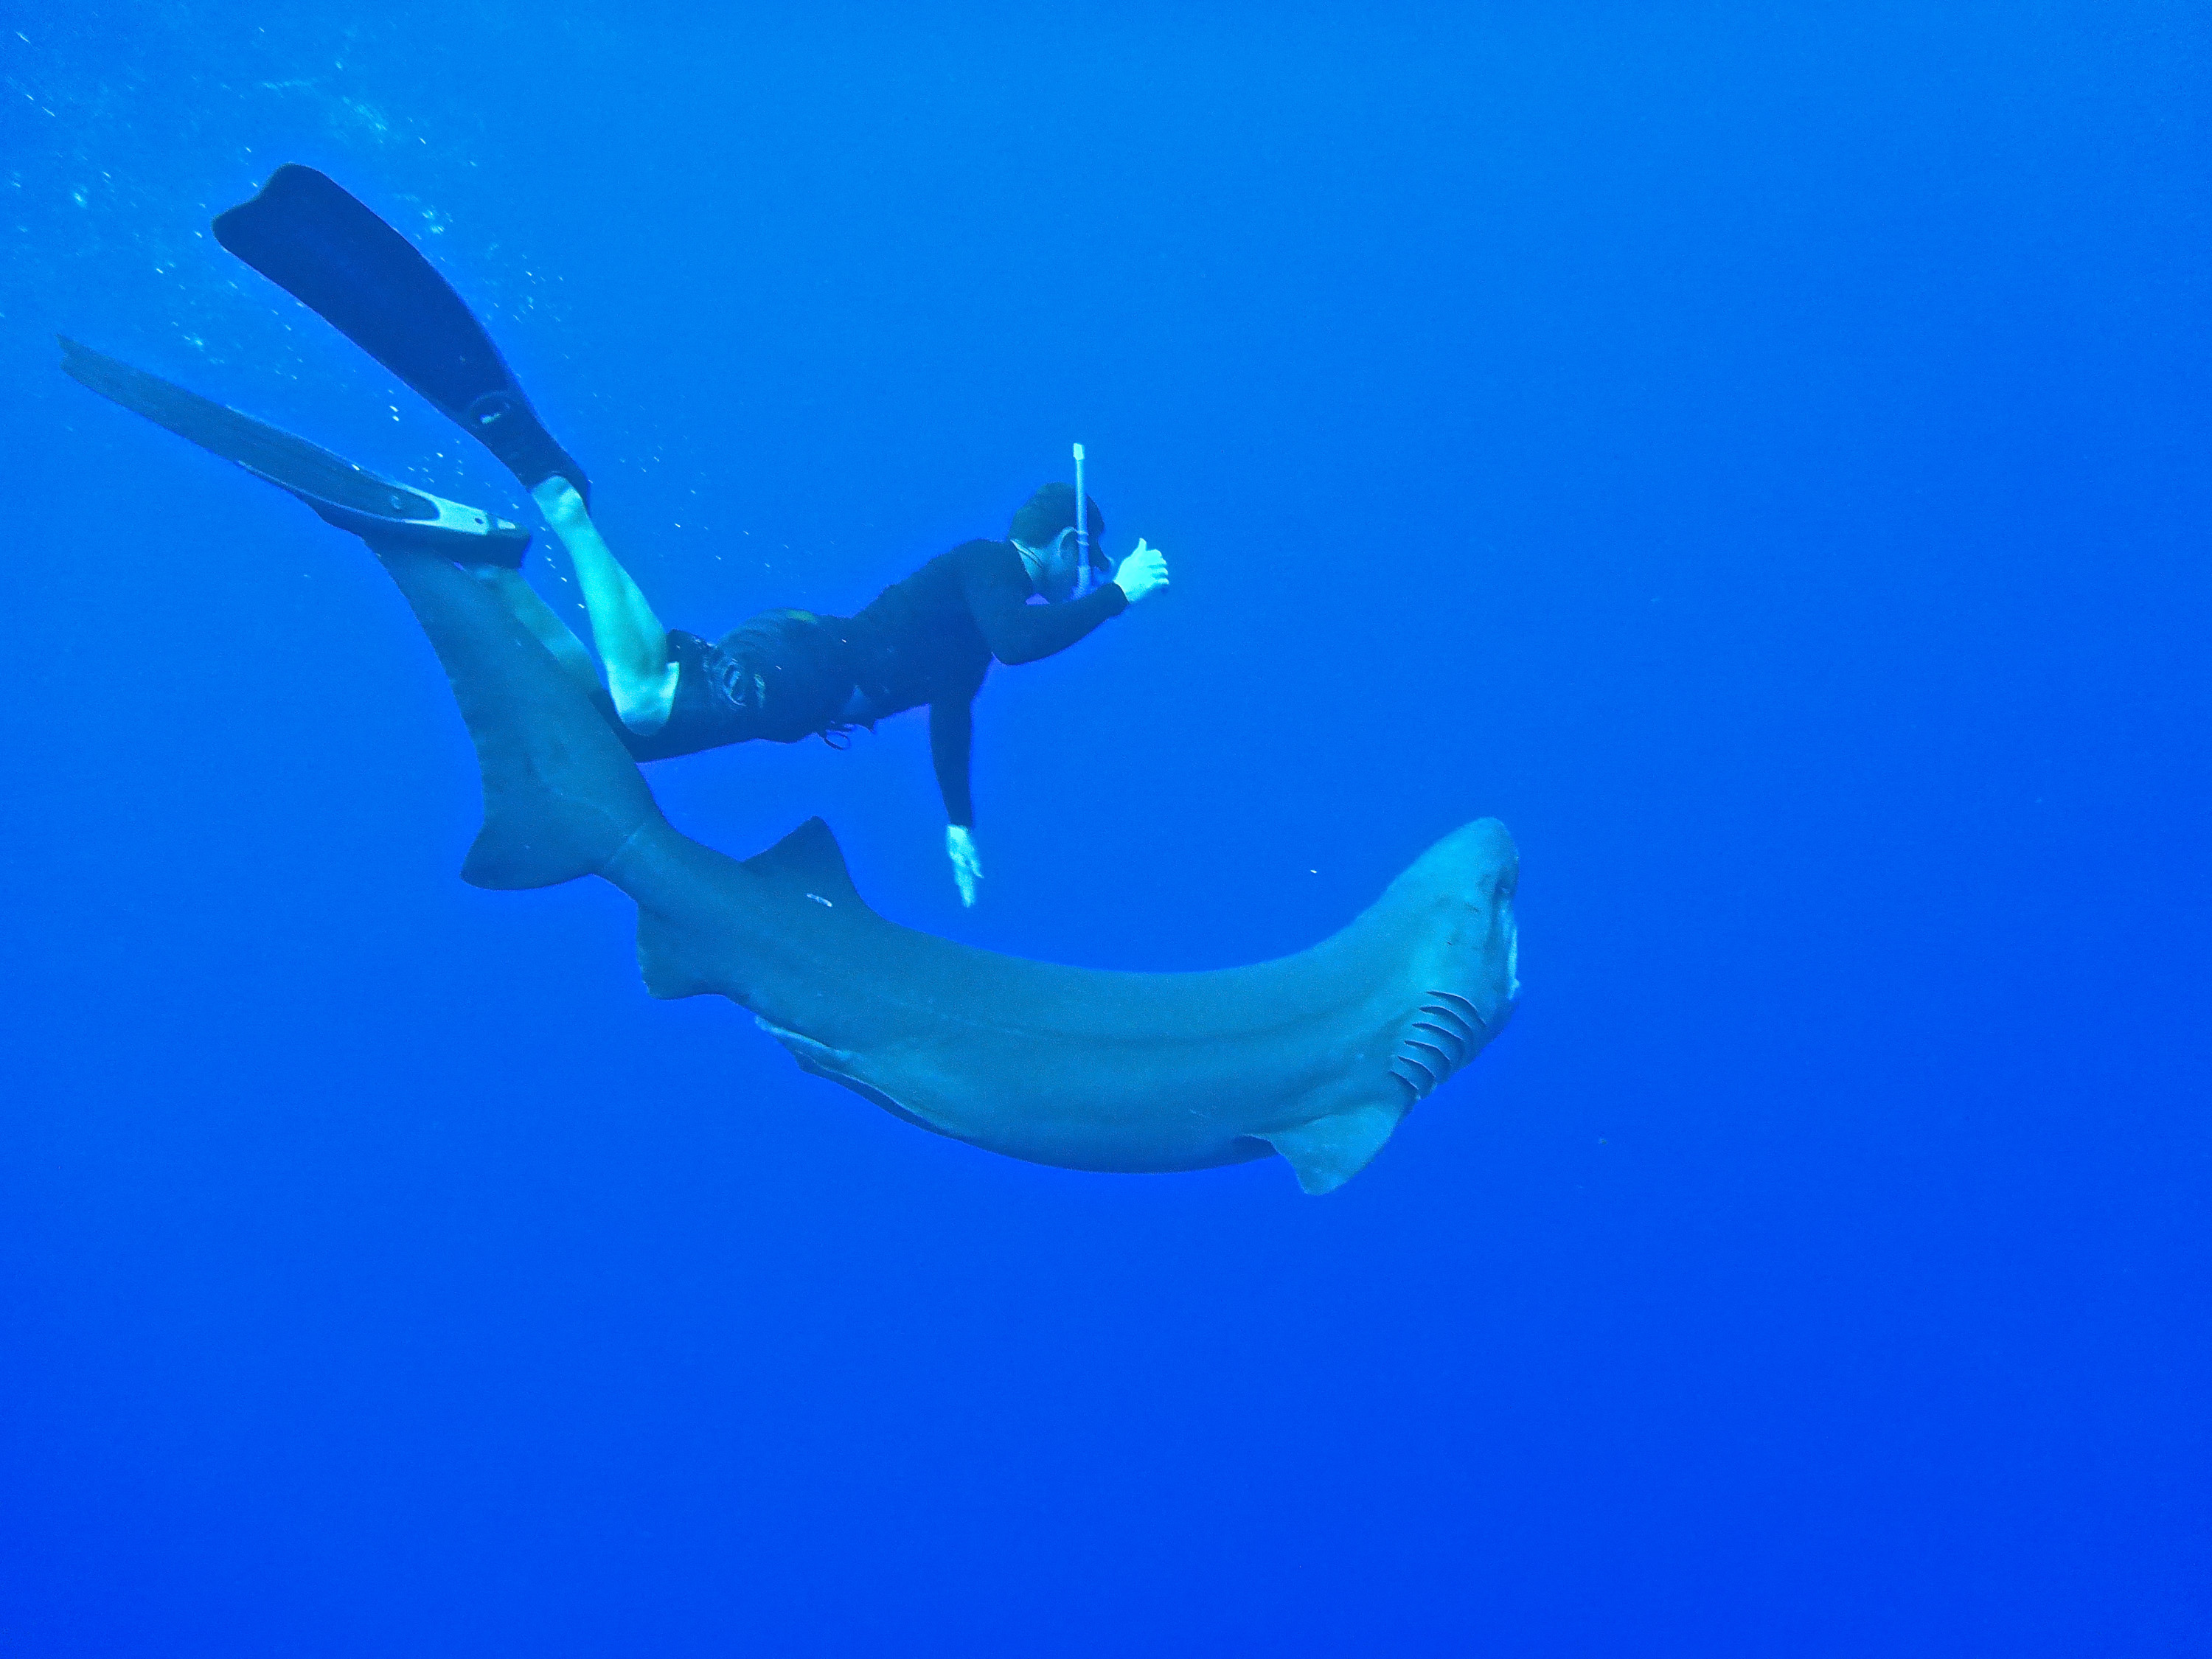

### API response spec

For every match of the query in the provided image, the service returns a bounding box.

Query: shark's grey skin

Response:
[379,548,1520,1194]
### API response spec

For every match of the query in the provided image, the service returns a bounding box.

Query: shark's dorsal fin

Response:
[1263,1105,1404,1195]
[742,816,865,908]
[641,818,870,1001]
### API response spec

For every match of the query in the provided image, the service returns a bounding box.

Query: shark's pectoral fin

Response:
[1263,1105,1405,1195]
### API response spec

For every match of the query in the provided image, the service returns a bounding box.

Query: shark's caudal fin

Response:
[374,549,663,888]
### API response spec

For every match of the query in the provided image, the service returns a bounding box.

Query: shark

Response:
[59,162,1520,1197]
[375,546,1522,1195]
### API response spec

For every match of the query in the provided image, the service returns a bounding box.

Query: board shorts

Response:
[616,609,862,762]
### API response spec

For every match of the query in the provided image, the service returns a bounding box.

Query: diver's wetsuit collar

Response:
[1012,527,1102,602]
[1012,535,1051,597]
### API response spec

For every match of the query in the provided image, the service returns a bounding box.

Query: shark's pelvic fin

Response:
[1264,1105,1405,1195]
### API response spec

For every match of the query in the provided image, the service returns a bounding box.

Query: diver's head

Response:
[1009,483,1108,602]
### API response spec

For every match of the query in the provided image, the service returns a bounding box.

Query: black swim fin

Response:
[212,165,590,506]
[59,336,532,566]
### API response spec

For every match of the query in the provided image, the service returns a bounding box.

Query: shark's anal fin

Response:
[1264,1105,1404,1196]
[637,906,714,999]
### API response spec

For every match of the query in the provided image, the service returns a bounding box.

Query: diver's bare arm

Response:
[530,479,679,732]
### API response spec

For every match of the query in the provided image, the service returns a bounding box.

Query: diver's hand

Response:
[946,824,983,908]
[1113,539,1169,603]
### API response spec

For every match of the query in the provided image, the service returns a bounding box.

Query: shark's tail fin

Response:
[375,548,664,888]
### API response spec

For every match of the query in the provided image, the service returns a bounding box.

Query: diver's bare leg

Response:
[530,480,679,733]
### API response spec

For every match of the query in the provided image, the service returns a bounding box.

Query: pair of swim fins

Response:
[60,164,588,566]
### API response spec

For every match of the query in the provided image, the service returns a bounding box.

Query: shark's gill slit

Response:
[1411,1020,1470,1062]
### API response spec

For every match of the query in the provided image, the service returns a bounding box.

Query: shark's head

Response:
[1375,818,1520,1100]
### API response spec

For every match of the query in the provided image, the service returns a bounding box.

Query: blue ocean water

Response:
[2,4,2207,1652]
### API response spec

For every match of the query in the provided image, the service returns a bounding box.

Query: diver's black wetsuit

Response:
[619,538,1127,825]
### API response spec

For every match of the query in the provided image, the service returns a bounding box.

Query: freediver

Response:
[498,476,1169,908]
[69,164,1170,906]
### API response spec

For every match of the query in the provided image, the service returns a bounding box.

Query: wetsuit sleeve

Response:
[961,542,1128,665]
[929,698,977,827]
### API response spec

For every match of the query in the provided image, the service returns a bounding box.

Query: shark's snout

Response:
[1501,890,1522,1004]
[1381,821,1521,1102]
[1474,830,1520,1006]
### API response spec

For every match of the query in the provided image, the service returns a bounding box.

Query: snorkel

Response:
[1072,441,1091,599]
